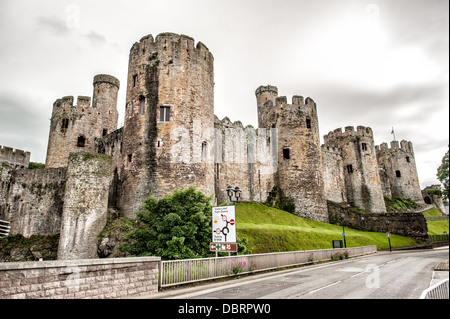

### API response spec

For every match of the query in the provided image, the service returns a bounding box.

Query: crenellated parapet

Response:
[0,145,31,168]
[375,140,414,155]
[323,125,374,148]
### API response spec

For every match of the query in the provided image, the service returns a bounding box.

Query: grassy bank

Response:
[235,203,422,253]
[423,206,450,235]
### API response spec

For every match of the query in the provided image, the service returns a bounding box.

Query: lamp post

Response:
[340,213,347,248]
[226,185,241,205]
[385,220,392,252]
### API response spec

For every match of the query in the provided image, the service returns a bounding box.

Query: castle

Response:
[0,33,425,259]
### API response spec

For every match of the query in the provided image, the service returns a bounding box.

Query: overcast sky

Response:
[0,0,448,189]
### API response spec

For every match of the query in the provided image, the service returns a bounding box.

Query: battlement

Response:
[131,32,214,62]
[53,95,92,108]
[321,144,342,155]
[255,85,278,96]
[376,140,414,154]
[93,74,120,89]
[0,145,31,168]
[323,125,374,146]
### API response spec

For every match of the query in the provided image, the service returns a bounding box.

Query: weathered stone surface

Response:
[0,256,160,299]
[57,153,112,260]
[376,140,424,203]
[45,75,119,168]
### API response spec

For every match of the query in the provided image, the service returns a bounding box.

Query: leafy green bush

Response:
[121,187,213,260]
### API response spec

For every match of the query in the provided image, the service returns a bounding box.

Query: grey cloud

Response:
[36,15,71,36]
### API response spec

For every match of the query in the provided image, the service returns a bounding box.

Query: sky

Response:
[0,0,448,189]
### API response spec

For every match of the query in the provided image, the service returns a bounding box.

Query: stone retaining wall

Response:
[0,256,160,299]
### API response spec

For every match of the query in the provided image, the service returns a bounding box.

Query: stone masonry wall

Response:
[376,140,424,203]
[0,256,160,299]
[58,153,112,260]
[119,33,215,218]
[0,165,66,237]
[0,145,30,169]
[327,201,429,241]
[214,117,275,204]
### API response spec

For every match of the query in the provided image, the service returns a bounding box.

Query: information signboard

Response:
[212,206,236,243]
[209,242,238,252]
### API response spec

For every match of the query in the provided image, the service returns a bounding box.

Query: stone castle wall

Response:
[0,145,30,169]
[57,153,112,260]
[0,32,429,262]
[0,164,66,237]
[214,117,276,204]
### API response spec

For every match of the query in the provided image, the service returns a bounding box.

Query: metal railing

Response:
[429,234,449,243]
[425,216,449,221]
[420,279,449,299]
[0,220,10,238]
[159,245,377,288]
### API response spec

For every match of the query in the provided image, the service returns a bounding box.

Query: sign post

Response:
[211,206,237,256]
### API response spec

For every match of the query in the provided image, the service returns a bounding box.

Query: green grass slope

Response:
[423,206,450,235]
[235,203,422,253]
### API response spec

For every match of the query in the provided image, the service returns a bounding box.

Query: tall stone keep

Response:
[45,75,119,168]
[256,86,329,222]
[57,153,112,260]
[376,140,424,203]
[324,126,386,213]
[119,33,215,218]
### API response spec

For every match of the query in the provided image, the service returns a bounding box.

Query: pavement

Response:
[134,246,449,299]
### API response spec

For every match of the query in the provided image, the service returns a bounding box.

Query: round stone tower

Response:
[256,87,329,222]
[255,85,278,128]
[92,74,120,137]
[119,33,215,218]
[45,74,119,168]
[376,140,424,203]
[324,126,386,213]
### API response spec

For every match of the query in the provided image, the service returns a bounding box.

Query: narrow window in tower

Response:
[160,106,170,122]
[128,154,133,170]
[202,142,208,160]
[77,136,86,148]
[139,96,145,115]
[361,143,368,151]
[283,148,290,160]
[306,118,311,129]
[103,129,108,136]
[406,156,410,163]
[61,118,69,132]
[132,74,138,87]
[347,164,353,174]
[396,170,401,178]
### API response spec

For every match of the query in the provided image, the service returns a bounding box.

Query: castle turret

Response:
[45,74,120,168]
[257,88,328,222]
[119,33,215,217]
[92,74,120,137]
[376,140,424,203]
[323,126,386,213]
[256,85,278,128]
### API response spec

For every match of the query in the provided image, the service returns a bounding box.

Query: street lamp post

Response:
[340,213,347,248]
[226,185,241,205]
[385,220,392,252]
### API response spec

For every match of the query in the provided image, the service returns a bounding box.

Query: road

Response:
[151,247,448,299]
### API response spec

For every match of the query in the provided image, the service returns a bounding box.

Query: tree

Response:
[437,146,449,204]
[122,187,213,260]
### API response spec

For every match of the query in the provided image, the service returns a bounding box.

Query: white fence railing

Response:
[420,279,449,299]
[159,245,377,288]
[0,220,10,238]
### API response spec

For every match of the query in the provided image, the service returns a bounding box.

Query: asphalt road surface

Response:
[151,247,449,299]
